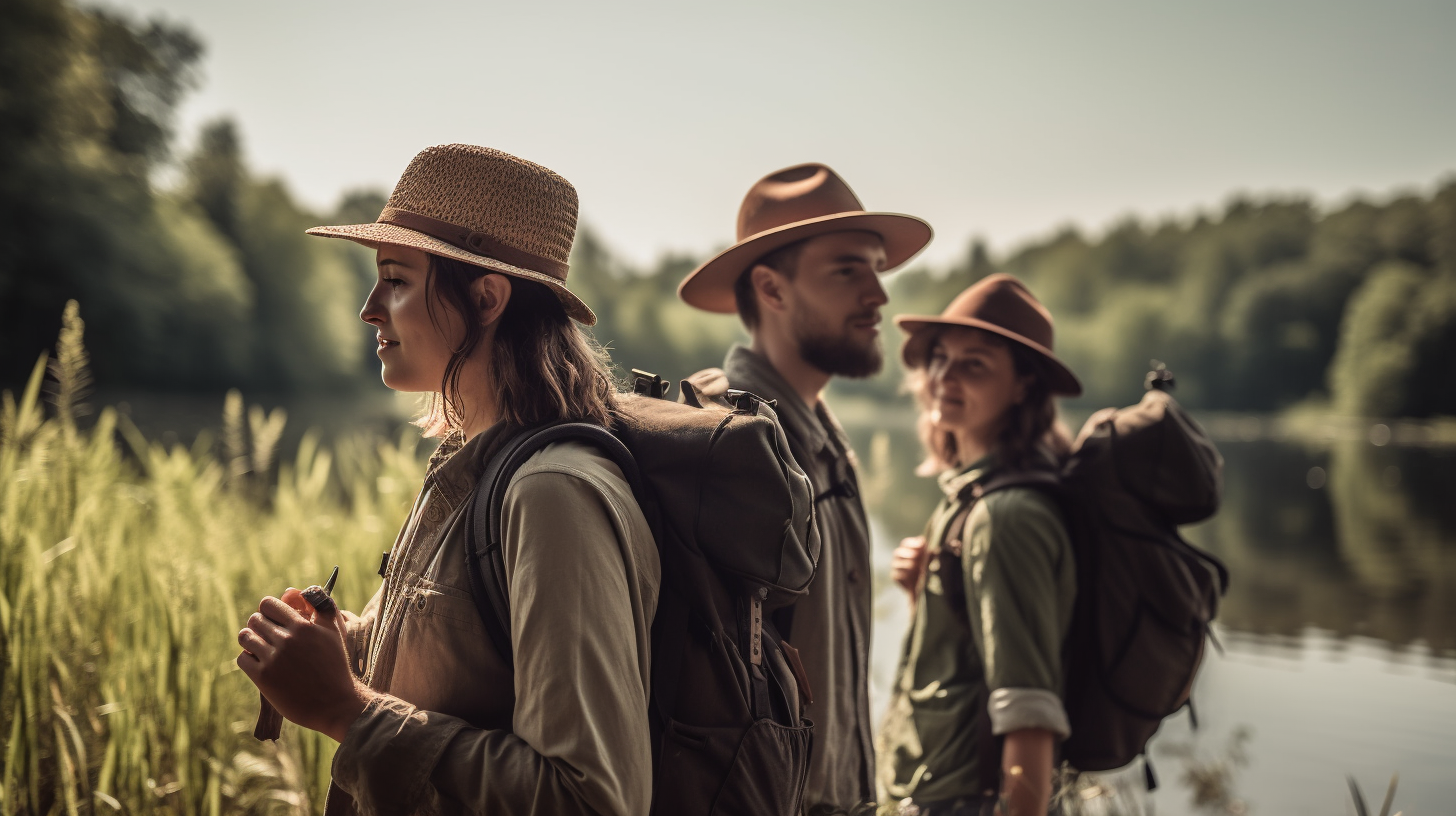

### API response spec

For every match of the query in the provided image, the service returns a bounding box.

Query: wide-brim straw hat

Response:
[307,143,595,325]
[895,273,1083,396]
[678,163,933,313]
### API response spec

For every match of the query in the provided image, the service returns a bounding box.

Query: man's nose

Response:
[864,276,889,308]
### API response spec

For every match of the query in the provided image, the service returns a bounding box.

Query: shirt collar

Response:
[723,344,832,456]
[424,420,519,509]
[937,453,998,500]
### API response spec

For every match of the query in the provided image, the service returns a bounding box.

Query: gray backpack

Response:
[464,370,821,816]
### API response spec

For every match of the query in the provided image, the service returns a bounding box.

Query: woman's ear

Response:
[1012,374,1033,406]
[471,274,513,327]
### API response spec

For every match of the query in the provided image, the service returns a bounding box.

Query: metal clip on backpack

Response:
[465,370,821,816]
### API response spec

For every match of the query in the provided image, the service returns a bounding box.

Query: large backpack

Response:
[940,370,1228,788]
[464,370,821,816]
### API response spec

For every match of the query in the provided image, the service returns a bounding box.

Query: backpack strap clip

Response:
[631,369,670,399]
[726,389,777,414]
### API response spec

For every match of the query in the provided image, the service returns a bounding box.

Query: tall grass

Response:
[1,303,425,815]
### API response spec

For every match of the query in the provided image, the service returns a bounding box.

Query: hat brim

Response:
[678,211,933,313]
[306,222,597,326]
[895,314,1083,397]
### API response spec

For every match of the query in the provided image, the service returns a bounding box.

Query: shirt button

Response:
[416,595,427,611]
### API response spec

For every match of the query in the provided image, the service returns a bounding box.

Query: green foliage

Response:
[0,309,426,814]
[879,185,1456,416]
[1,1,372,394]
[3,0,1454,418]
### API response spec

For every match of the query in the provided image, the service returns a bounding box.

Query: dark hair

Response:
[419,254,617,435]
[907,327,1071,475]
[733,239,806,330]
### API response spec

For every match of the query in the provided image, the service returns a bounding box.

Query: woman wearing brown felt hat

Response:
[234,144,660,816]
[878,274,1081,816]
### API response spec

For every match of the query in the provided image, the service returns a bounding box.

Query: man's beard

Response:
[795,314,884,379]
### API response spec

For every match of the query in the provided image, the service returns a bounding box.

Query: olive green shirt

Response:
[877,456,1075,804]
[323,422,661,816]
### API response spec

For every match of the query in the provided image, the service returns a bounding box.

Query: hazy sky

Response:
[111,0,1456,268]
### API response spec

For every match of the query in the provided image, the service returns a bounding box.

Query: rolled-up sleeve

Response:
[332,461,657,816]
[963,489,1073,738]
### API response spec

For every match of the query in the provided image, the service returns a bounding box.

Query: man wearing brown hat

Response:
[679,163,933,813]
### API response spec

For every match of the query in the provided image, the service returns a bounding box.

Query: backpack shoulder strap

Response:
[465,422,641,671]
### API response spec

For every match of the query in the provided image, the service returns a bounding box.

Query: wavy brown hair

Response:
[907,326,1071,475]
[417,254,617,436]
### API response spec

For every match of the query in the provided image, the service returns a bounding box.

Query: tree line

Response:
[4,0,1454,417]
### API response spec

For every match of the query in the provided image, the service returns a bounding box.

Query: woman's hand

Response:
[237,588,373,743]
[891,536,930,599]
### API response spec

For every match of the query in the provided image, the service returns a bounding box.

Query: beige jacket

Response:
[323,422,661,816]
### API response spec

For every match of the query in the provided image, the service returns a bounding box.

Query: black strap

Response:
[465,422,642,671]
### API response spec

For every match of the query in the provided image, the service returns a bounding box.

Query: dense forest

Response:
[5,0,1454,417]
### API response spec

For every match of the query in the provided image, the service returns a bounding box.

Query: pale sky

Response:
[113,0,1456,269]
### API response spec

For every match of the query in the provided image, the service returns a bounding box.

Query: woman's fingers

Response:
[238,626,274,659]
[892,536,930,594]
[259,595,308,627]
[279,587,313,617]
[247,611,289,645]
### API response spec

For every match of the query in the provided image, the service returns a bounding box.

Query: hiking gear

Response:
[678,163,933,313]
[895,273,1082,396]
[713,346,879,808]
[937,373,1225,780]
[466,370,821,816]
[306,143,594,324]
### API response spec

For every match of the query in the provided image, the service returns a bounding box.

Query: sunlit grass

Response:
[1,303,426,815]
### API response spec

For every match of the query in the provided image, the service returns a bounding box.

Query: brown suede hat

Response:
[896,273,1083,396]
[307,144,595,325]
[678,163,933,313]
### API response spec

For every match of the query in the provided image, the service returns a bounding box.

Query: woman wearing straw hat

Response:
[234,144,659,816]
[877,274,1082,816]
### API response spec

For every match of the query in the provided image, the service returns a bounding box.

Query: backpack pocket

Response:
[1103,601,1203,719]
[652,718,812,816]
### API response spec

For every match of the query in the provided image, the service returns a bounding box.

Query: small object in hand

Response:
[302,565,340,615]
[254,693,284,741]
[252,566,339,741]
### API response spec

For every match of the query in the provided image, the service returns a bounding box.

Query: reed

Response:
[0,303,425,815]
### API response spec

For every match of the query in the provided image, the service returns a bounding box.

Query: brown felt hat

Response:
[896,273,1083,396]
[678,163,933,313]
[307,144,595,325]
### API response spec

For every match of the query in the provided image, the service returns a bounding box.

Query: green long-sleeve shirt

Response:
[877,455,1075,804]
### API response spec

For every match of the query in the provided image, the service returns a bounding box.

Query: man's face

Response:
[782,231,890,378]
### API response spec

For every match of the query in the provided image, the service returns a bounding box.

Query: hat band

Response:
[377,207,569,281]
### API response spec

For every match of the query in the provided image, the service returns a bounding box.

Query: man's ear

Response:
[471,274,513,327]
[750,264,790,316]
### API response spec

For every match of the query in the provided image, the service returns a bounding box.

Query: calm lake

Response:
[107,390,1456,815]
[843,417,1456,816]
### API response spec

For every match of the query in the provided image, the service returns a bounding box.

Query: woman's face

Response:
[924,327,1028,447]
[359,245,468,392]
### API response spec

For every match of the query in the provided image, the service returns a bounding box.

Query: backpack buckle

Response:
[631,369,670,399]
[726,389,776,415]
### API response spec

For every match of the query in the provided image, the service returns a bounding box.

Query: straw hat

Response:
[307,144,595,325]
[678,163,933,313]
[895,273,1083,396]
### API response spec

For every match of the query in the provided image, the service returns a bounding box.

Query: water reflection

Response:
[1187,441,1456,655]
[845,420,1456,658]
